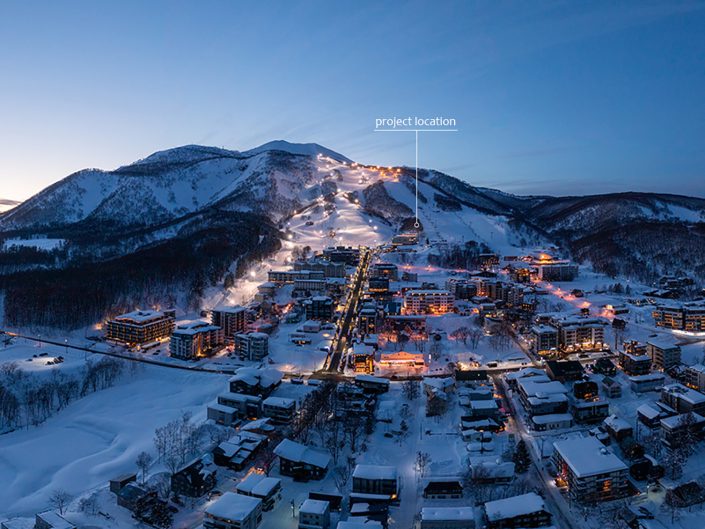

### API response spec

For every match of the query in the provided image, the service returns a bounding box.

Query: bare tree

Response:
[416,451,431,477]
[136,451,153,485]
[451,327,470,345]
[402,380,419,400]
[49,489,72,515]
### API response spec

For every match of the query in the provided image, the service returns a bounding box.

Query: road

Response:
[492,374,582,529]
[325,247,372,372]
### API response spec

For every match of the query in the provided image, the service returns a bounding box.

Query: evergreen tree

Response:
[513,439,531,473]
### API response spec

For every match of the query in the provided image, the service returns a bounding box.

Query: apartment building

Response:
[234,332,269,361]
[553,436,629,503]
[211,306,246,341]
[661,383,705,414]
[403,290,454,315]
[646,339,682,370]
[170,321,224,360]
[530,325,558,354]
[653,302,705,332]
[204,492,262,529]
[106,309,175,346]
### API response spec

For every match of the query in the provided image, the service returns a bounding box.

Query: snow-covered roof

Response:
[355,374,389,385]
[603,415,632,432]
[114,309,168,323]
[274,439,331,469]
[36,511,75,529]
[531,413,573,424]
[336,521,383,529]
[553,436,627,478]
[518,379,567,397]
[629,373,666,382]
[660,412,705,429]
[353,464,397,481]
[299,499,329,515]
[662,383,705,405]
[472,461,515,478]
[206,492,261,521]
[263,396,296,408]
[646,338,680,350]
[236,474,281,497]
[637,403,662,420]
[484,492,546,522]
[421,506,474,521]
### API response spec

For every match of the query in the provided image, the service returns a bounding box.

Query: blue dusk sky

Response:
[1,0,704,200]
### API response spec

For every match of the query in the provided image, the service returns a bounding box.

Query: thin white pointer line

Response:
[415,129,419,227]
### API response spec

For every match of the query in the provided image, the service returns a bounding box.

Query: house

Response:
[629,373,665,394]
[171,457,217,498]
[229,367,283,397]
[352,465,398,500]
[661,383,705,414]
[422,479,463,499]
[571,399,609,424]
[531,413,573,431]
[553,436,629,503]
[573,380,599,400]
[217,392,262,420]
[299,499,331,529]
[466,399,500,419]
[601,377,622,398]
[204,492,262,529]
[660,413,705,450]
[335,521,383,529]
[646,339,681,371]
[236,474,282,511]
[619,349,651,376]
[483,492,551,528]
[115,483,156,512]
[213,431,267,470]
[545,360,584,382]
[274,439,331,481]
[603,415,633,441]
[109,473,137,494]
[208,403,241,427]
[593,358,617,376]
[685,364,705,391]
[34,512,76,529]
[262,397,297,424]
[347,503,388,526]
[421,507,475,529]
[516,377,568,416]
[637,402,676,429]
[471,462,515,483]
[354,374,390,394]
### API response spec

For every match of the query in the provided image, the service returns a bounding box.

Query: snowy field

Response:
[0,363,227,517]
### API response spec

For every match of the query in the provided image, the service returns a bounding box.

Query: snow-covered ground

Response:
[0,363,227,517]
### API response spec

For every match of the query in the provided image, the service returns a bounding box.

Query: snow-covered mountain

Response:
[1,140,703,328]
[0,140,543,253]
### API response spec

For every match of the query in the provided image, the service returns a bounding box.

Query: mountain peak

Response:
[244,140,352,163]
[127,145,240,168]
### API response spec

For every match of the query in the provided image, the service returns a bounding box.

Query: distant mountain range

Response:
[1,140,704,328]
